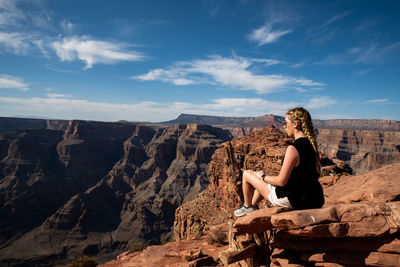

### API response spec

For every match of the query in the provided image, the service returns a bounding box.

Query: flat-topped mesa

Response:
[174,125,349,241]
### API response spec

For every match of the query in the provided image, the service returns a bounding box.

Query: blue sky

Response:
[0,0,399,122]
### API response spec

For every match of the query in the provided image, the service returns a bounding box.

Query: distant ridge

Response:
[161,113,400,131]
[160,113,285,127]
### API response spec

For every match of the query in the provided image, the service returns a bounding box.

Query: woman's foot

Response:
[234,205,255,217]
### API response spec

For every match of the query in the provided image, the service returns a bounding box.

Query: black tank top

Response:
[275,137,324,210]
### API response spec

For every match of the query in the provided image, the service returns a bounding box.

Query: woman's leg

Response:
[242,170,270,207]
[251,189,264,207]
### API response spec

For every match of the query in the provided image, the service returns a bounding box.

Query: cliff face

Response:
[0,117,69,134]
[317,129,400,174]
[0,122,231,266]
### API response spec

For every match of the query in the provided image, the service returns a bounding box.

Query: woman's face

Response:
[284,115,295,137]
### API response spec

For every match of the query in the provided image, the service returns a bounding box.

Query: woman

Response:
[234,107,324,217]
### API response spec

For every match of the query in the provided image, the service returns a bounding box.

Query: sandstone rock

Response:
[99,226,228,267]
[232,207,291,234]
[301,251,400,266]
[188,255,218,267]
[324,163,400,204]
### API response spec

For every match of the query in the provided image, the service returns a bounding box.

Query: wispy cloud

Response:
[306,11,350,45]
[47,93,71,98]
[51,36,146,69]
[305,96,337,109]
[248,24,292,46]
[0,31,31,54]
[320,42,400,65]
[133,55,323,94]
[60,20,75,34]
[290,62,305,68]
[202,0,223,17]
[355,69,372,76]
[0,0,52,30]
[0,95,337,122]
[135,69,195,85]
[0,74,29,91]
[352,42,400,64]
[322,11,351,27]
[356,16,379,31]
[366,98,391,104]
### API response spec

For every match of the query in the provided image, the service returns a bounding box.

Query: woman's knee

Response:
[243,170,253,180]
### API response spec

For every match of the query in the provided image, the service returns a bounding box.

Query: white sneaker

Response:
[234,205,255,217]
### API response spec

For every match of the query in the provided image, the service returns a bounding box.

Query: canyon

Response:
[103,126,400,267]
[0,115,399,266]
[0,119,231,266]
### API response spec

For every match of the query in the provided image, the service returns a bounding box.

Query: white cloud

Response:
[0,96,335,122]
[248,24,292,46]
[0,0,25,27]
[47,93,71,98]
[322,11,351,27]
[305,96,337,109]
[60,19,75,34]
[133,55,323,94]
[290,62,305,68]
[51,36,146,69]
[0,0,52,30]
[0,74,29,91]
[135,69,194,85]
[366,99,389,104]
[0,31,30,54]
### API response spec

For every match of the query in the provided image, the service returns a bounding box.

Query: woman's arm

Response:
[262,145,300,187]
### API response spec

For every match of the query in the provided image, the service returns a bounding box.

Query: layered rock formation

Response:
[317,129,400,174]
[0,117,69,134]
[0,121,231,266]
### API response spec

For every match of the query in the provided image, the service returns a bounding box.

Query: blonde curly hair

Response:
[286,107,321,175]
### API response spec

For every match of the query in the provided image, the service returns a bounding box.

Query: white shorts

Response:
[267,183,292,208]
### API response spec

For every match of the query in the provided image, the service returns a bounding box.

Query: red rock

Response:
[270,207,338,229]
[272,232,400,254]
[188,255,218,267]
[325,163,400,204]
[301,251,400,266]
[99,227,228,267]
[233,207,291,234]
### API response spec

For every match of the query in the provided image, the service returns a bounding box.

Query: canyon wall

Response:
[0,121,231,266]
[0,117,69,134]
[317,129,400,174]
